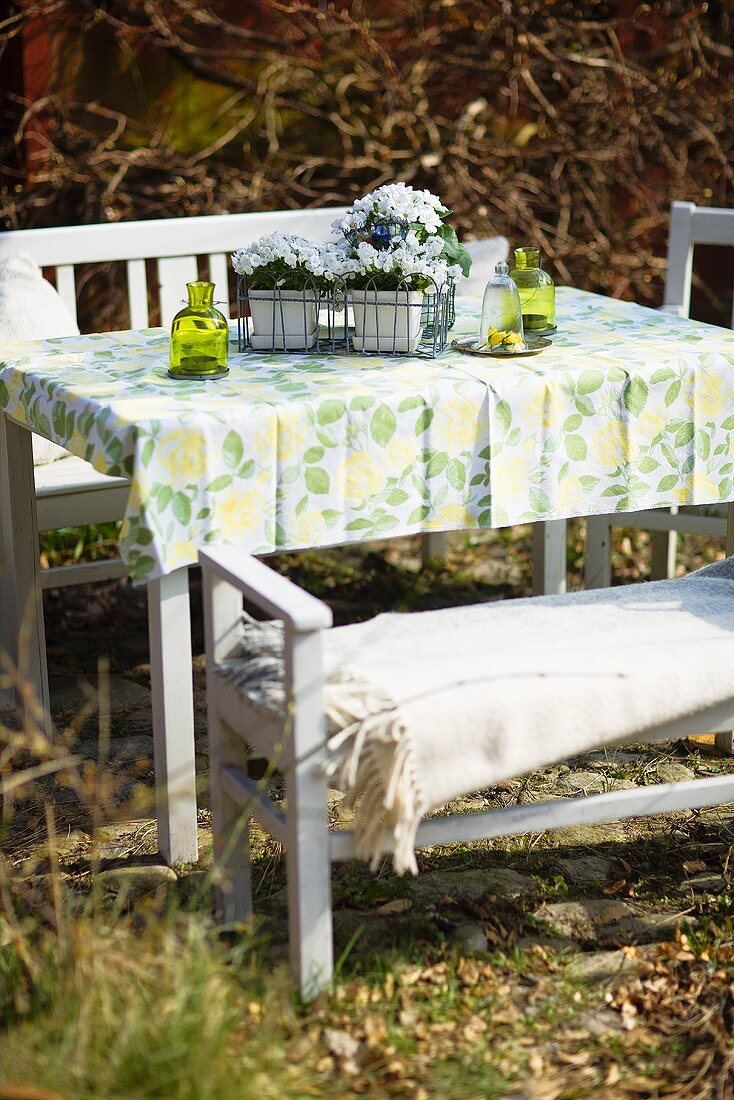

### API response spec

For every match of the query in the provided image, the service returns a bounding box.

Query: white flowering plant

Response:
[333,182,472,282]
[231,232,356,291]
[349,233,459,292]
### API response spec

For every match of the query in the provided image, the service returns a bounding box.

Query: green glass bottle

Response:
[170,281,229,378]
[509,247,556,336]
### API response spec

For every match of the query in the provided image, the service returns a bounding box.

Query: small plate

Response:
[451,336,552,358]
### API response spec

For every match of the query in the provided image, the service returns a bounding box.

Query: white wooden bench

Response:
[0,207,346,865]
[201,546,734,999]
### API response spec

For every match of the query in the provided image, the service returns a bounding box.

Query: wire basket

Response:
[236,274,453,358]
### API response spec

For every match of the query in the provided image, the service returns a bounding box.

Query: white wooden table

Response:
[3,288,734,863]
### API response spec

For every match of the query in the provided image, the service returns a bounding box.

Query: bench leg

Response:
[0,416,51,736]
[148,567,199,864]
[584,515,612,590]
[286,630,333,1001]
[532,520,567,596]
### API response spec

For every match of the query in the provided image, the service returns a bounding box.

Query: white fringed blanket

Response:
[219,556,734,873]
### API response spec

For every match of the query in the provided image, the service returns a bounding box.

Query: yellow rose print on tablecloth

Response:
[385,436,419,477]
[277,408,308,462]
[341,450,387,506]
[429,503,476,529]
[494,440,538,499]
[591,420,628,470]
[166,539,196,570]
[555,474,587,513]
[291,510,329,545]
[158,429,208,480]
[432,395,484,451]
[215,487,268,540]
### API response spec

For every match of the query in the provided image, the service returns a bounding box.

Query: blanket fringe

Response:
[217,614,424,874]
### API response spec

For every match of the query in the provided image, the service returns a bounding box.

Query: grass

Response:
[2,523,733,1097]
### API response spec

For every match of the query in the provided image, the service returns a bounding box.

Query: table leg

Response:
[0,416,52,737]
[148,566,199,864]
[532,520,567,596]
[421,532,448,565]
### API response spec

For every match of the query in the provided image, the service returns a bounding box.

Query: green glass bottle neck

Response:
[187,281,215,309]
[513,248,541,270]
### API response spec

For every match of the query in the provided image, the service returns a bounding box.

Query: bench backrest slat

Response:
[664,201,734,326]
[0,207,346,329]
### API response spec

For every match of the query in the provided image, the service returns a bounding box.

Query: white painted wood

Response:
[0,209,347,268]
[126,259,150,329]
[584,515,612,589]
[201,550,734,998]
[157,255,199,328]
[663,201,695,316]
[650,528,678,581]
[208,253,231,315]
[285,626,333,1000]
[421,531,448,565]
[221,764,287,845]
[716,503,734,753]
[587,201,734,588]
[200,547,333,632]
[203,568,253,923]
[216,681,290,766]
[148,567,198,864]
[54,265,78,326]
[532,520,567,596]
[0,416,52,738]
[40,559,127,589]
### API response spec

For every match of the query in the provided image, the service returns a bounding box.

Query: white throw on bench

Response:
[201,547,734,998]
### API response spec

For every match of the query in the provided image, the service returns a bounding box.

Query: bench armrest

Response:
[199,547,333,633]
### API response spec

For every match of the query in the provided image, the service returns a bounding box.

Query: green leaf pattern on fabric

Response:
[1,290,734,583]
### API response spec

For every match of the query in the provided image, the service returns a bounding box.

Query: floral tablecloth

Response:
[1,287,734,583]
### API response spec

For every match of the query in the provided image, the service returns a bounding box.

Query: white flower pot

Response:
[350,289,424,354]
[247,289,318,350]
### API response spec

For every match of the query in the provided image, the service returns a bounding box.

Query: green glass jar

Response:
[509,247,556,335]
[170,281,229,378]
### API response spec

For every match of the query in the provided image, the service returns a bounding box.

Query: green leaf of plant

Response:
[223,430,243,469]
[529,486,550,512]
[345,518,373,531]
[317,399,346,425]
[694,429,711,460]
[665,380,681,406]
[657,473,678,492]
[495,399,512,434]
[564,414,583,432]
[371,404,397,446]
[447,457,466,490]
[206,475,232,493]
[303,446,325,464]
[624,377,648,416]
[385,488,410,505]
[415,407,434,434]
[426,451,449,478]
[172,492,191,525]
[577,369,605,395]
[564,434,587,461]
[407,504,431,524]
[651,366,676,384]
[674,423,694,448]
[350,395,376,411]
[305,467,330,494]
